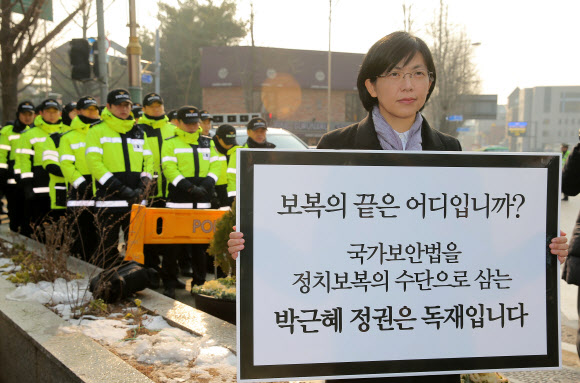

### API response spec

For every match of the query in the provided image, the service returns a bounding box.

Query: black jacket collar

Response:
[354,112,446,151]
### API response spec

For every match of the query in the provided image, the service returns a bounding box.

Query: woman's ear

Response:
[365,78,377,98]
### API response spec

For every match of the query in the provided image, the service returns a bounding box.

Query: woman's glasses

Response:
[377,70,433,82]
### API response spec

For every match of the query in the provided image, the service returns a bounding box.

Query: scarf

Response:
[246,136,275,149]
[175,127,200,144]
[101,108,135,134]
[372,105,423,151]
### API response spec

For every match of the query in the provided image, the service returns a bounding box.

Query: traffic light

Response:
[69,39,91,81]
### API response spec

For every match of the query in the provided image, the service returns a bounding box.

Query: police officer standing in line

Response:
[167,110,179,126]
[243,117,276,149]
[15,99,65,239]
[59,96,101,262]
[161,106,222,297]
[226,118,276,206]
[0,101,35,233]
[197,109,213,148]
[137,93,175,204]
[86,89,153,269]
[132,103,143,123]
[136,92,177,275]
[61,102,78,127]
[212,124,240,208]
[41,115,69,222]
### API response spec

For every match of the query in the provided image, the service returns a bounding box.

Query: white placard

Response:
[237,150,561,381]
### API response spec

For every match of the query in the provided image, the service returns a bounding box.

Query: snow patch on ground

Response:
[2,257,237,382]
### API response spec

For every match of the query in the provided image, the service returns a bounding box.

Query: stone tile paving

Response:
[503,367,580,383]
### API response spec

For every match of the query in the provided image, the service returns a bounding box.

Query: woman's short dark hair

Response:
[357,31,436,112]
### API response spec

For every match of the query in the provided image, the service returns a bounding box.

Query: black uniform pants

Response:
[24,193,51,240]
[5,183,26,234]
[68,207,100,263]
[94,209,130,270]
[164,244,207,287]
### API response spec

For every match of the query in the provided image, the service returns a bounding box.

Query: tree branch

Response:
[15,0,86,72]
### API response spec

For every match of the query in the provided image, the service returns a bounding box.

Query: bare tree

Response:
[0,0,86,122]
[402,3,413,33]
[422,0,481,137]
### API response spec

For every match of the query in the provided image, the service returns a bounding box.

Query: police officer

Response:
[244,117,276,148]
[0,101,35,233]
[197,109,213,148]
[137,93,175,203]
[42,118,68,222]
[59,96,101,262]
[86,89,153,269]
[137,92,176,274]
[132,103,143,122]
[15,99,65,239]
[167,110,179,126]
[212,124,240,208]
[161,106,221,297]
[62,102,78,126]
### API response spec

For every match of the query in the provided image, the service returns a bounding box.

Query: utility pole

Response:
[127,0,142,103]
[326,0,332,133]
[96,0,108,103]
[155,29,161,94]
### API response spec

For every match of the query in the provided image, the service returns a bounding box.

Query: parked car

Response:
[476,145,509,152]
[211,127,309,149]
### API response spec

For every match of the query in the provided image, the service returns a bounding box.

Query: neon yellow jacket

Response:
[42,134,66,210]
[161,128,220,208]
[226,146,241,199]
[15,115,63,195]
[86,108,153,209]
[137,114,175,198]
[0,121,31,184]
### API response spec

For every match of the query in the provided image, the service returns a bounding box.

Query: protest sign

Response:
[236,150,561,381]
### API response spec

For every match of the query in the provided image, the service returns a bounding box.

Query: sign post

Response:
[237,150,561,381]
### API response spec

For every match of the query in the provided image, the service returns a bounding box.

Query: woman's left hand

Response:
[550,230,569,264]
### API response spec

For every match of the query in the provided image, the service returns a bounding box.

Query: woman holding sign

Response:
[228,31,568,383]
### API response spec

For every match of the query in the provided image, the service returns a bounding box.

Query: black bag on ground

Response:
[89,261,160,303]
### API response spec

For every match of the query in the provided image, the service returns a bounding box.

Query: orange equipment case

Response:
[125,204,227,264]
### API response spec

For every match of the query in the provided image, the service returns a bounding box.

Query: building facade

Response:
[507,86,580,152]
[200,46,366,145]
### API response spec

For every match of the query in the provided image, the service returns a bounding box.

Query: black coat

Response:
[317,112,462,152]
[562,143,580,285]
[318,112,462,383]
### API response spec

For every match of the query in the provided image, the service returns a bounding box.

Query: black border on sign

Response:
[238,150,560,381]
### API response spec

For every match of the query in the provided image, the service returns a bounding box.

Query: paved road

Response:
[498,194,580,382]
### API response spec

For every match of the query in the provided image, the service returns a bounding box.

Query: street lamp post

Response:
[127,0,142,103]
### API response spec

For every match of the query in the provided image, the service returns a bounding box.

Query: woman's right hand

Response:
[228,226,245,260]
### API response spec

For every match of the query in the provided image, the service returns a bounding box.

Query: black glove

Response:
[76,179,91,199]
[189,185,208,200]
[200,176,215,194]
[134,187,144,200]
[118,185,139,204]
[141,176,152,193]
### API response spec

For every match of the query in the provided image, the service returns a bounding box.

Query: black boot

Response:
[162,279,176,299]
[174,278,186,289]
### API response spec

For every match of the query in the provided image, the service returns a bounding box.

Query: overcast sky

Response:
[53,0,580,105]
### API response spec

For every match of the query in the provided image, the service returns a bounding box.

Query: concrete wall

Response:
[0,233,236,383]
